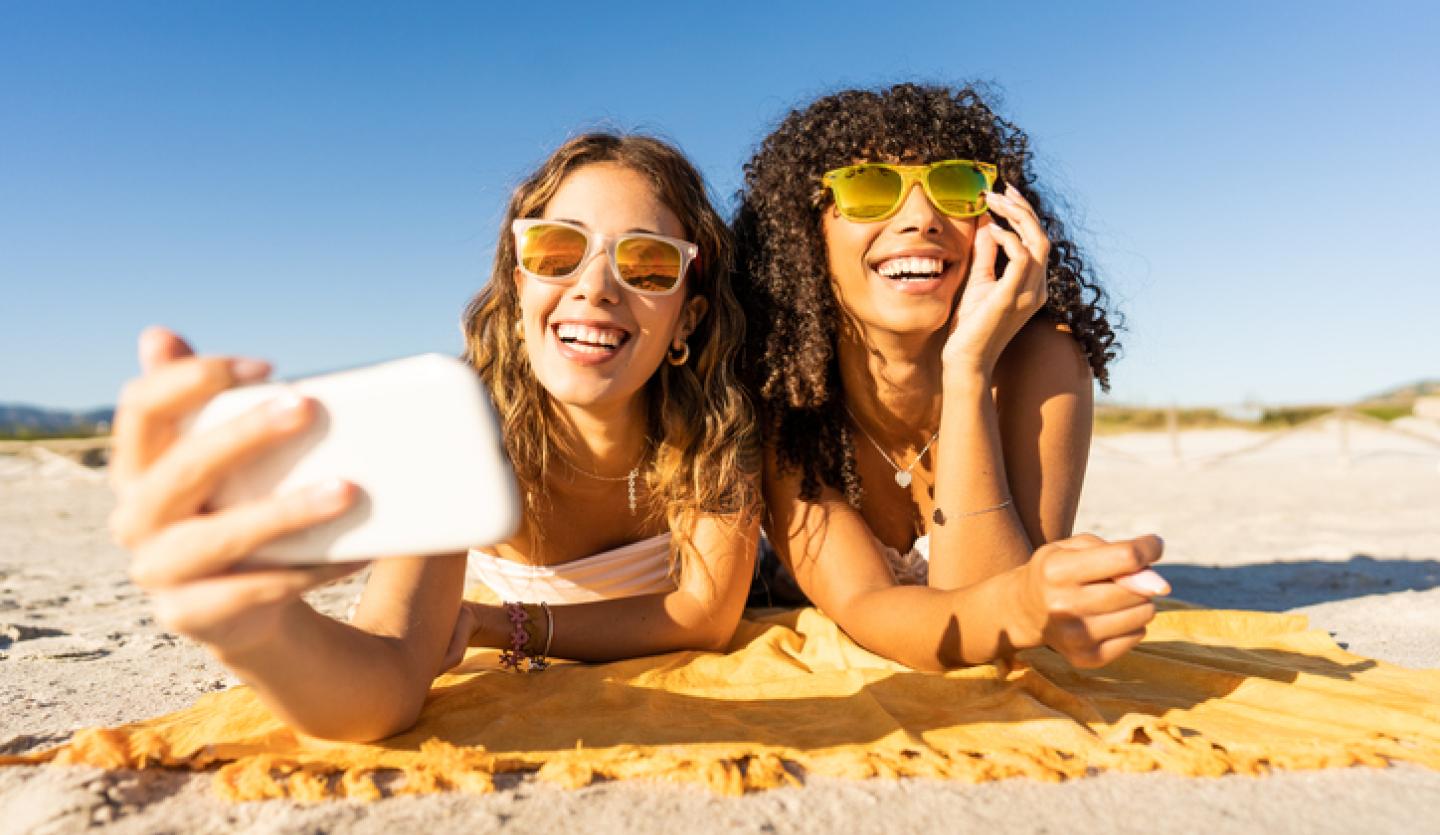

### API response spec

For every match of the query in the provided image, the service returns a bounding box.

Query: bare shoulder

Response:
[996,313,1092,395]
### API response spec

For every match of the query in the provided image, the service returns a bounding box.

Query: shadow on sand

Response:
[1163,555,1440,611]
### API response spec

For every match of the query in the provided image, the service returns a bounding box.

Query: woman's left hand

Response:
[941,184,1052,379]
[440,598,504,670]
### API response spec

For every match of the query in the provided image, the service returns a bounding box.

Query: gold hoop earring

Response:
[514,319,525,341]
[667,340,690,366]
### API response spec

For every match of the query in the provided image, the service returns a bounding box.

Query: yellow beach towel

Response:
[5,602,1439,801]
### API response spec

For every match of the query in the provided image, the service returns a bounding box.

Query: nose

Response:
[890,181,943,234]
[568,247,622,305]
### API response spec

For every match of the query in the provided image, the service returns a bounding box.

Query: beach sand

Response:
[2,416,1439,833]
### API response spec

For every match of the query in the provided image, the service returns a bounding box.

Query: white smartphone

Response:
[184,354,521,565]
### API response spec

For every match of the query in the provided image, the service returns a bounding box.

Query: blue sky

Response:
[3,1,1437,409]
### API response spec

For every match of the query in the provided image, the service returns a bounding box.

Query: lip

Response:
[866,248,956,295]
[548,318,634,367]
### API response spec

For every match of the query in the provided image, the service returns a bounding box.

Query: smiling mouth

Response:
[553,322,632,355]
[872,255,949,282]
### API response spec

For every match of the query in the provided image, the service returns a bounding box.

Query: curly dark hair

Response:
[732,82,1120,506]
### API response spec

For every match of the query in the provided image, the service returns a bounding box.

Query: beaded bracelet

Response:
[499,601,551,672]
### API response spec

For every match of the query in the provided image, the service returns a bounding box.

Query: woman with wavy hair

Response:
[735,83,1168,671]
[107,133,761,742]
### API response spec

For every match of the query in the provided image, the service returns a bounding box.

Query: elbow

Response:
[910,650,958,674]
[672,610,741,654]
[931,647,987,673]
[291,703,423,743]
[688,619,739,654]
[285,668,431,742]
[351,703,425,742]
[666,591,743,654]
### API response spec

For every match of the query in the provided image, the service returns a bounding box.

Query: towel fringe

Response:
[11,729,1435,802]
[4,607,1439,802]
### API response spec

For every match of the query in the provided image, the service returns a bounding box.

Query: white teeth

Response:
[876,256,945,278]
[555,323,626,348]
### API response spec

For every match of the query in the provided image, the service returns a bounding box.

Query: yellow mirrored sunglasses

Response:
[821,160,998,222]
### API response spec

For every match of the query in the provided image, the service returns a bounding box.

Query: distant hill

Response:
[1361,379,1440,405]
[0,404,114,439]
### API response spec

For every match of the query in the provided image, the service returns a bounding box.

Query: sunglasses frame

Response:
[821,159,999,222]
[511,218,698,297]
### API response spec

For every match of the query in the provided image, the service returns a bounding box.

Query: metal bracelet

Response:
[932,497,1012,526]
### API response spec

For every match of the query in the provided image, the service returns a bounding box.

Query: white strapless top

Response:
[466,533,676,605]
[880,533,930,585]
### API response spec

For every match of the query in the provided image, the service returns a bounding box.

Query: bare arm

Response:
[927,317,1094,588]
[926,366,1031,589]
[211,554,467,742]
[925,181,1091,587]
[993,318,1093,546]
[765,449,1165,672]
[449,508,760,664]
[766,451,1018,670]
[111,327,473,743]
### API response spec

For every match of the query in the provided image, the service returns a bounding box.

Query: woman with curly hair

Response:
[107,133,761,742]
[735,83,1168,671]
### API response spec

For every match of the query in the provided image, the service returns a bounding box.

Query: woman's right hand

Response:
[1009,533,1169,668]
[941,186,1051,381]
[108,327,364,656]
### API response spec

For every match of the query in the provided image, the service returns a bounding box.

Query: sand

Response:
[2,416,1439,833]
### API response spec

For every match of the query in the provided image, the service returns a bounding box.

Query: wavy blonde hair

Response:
[462,133,758,561]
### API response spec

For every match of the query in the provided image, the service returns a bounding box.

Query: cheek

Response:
[633,297,685,346]
[515,288,557,354]
[516,280,552,323]
[822,217,876,277]
[947,219,978,260]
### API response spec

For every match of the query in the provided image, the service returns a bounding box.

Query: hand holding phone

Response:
[184,353,521,565]
[110,330,523,660]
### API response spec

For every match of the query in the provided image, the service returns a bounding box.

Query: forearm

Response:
[833,570,1036,671]
[473,589,741,662]
[929,370,1033,588]
[214,600,432,742]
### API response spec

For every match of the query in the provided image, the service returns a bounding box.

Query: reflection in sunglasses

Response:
[513,219,696,295]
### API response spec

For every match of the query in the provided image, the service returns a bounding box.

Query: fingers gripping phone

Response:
[185,354,521,565]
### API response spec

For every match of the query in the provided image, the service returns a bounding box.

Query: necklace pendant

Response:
[894,470,913,488]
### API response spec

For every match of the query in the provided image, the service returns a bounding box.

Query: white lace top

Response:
[880,533,931,585]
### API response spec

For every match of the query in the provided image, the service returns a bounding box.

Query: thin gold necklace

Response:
[561,449,648,515]
[844,405,938,488]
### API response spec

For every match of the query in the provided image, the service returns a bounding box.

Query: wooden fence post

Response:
[1167,405,1181,464]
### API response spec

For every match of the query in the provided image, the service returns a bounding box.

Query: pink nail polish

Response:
[1129,569,1170,596]
[266,391,307,420]
[309,478,351,512]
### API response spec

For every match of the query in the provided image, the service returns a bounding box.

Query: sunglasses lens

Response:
[926,162,989,216]
[831,165,904,220]
[615,237,684,292]
[519,223,588,278]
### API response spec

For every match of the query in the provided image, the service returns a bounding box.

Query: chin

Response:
[534,368,636,412]
[862,302,954,338]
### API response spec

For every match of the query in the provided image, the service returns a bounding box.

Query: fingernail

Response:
[230,358,272,383]
[309,478,352,512]
[266,391,307,421]
[1005,184,1020,196]
[1128,569,1170,596]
